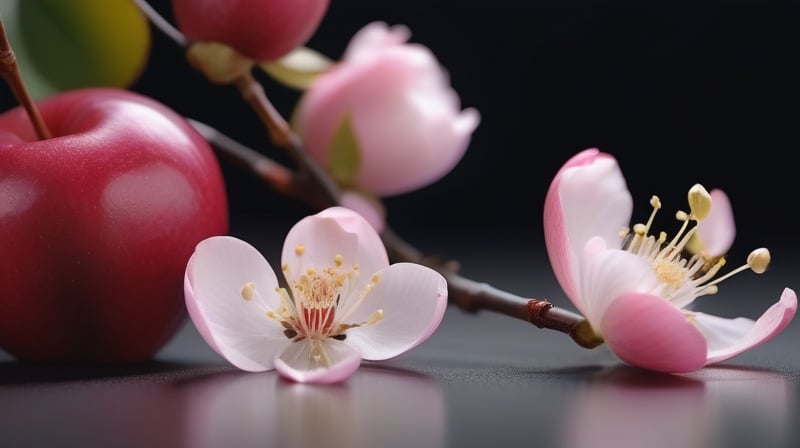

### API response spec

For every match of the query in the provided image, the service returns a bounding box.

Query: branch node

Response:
[526,299,554,328]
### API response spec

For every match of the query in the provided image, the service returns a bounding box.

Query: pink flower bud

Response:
[172,0,329,61]
[295,22,480,197]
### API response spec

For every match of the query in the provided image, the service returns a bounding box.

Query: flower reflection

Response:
[184,365,445,448]
[562,366,790,448]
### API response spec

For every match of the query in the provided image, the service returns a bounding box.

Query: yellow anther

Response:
[295,245,305,256]
[334,254,344,267]
[353,263,360,271]
[650,195,662,209]
[306,268,316,276]
[688,184,712,221]
[281,264,289,272]
[371,274,381,284]
[619,227,630,238]
[266,311,278,319]
[633,223,647,235]
[747,248,770,274]
[675,210,689,221]
[241,282,255,301]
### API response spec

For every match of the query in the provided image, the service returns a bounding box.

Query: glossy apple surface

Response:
[172,0,330,61]
[0,88,228,362]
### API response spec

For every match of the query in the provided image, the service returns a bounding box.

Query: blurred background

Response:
[2,0,799,281]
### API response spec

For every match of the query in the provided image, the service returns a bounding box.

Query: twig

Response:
[189,119,603,348]
[137,0,604,349]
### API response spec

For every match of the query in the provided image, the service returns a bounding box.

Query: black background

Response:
[2,5,800,447]
[4,0,800,267]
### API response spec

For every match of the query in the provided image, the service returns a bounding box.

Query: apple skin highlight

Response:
[0,88,229,362]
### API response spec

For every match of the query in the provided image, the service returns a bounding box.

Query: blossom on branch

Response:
[543,148,797,373]
[184,207,447,383]
[294,21,480,197]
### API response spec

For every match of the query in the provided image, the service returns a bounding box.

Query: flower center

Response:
[620,183,769,308]
[242,247,384,356]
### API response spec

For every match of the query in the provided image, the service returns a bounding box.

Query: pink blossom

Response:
[184,207,447,383]
[544,148,797,373]
[295,22,480,196]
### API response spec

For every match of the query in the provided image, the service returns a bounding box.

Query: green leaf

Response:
[259,46,333,90]
[0,0,151,99]
[327,114,361,185]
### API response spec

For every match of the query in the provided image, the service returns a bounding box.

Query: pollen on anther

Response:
[650,195,662,209]
[295,245,305,256]
[747,248,771,274]
[241,282,256,301]
[688,184,712,220]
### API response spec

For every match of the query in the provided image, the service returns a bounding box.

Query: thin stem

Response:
[232,72,341,209]
[134,0,604,348]
[0,16,51,140]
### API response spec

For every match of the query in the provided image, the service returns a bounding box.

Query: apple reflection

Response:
[561,366,790,448]
[184,364,446,448]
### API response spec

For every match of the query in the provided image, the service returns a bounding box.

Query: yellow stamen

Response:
[622,184,769,307]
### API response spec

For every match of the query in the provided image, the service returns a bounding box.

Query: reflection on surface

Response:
[562,366,790,448]
[185,364,445,448]
[0,362,195,448]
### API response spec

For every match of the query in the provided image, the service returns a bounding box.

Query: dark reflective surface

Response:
[1,240,798,448]
[2,309,797,448]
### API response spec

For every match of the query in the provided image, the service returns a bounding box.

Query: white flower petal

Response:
[186,236,287,371]
[692,313,754,356]
[579,237,660,328]
[560,156,632,255]
[696,288,797,364]
[274,339,362,384]
[281,207,389,292]
[343,263,448,360]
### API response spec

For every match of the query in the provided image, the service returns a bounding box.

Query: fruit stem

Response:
[0,15,51,140]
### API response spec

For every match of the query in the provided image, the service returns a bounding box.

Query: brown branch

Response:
[135,0,604,349]
[189,119,603,349]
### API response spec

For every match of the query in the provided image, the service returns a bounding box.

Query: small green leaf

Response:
[259,46,333,90]
[1,0,151,99]
[327,114,361,185]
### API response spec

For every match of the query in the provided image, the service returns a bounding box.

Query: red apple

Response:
[0,88,228,362]
[172,0,330,62]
